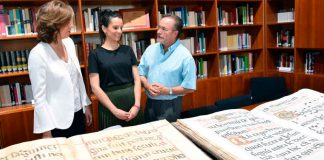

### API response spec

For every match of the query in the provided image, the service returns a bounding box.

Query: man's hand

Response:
[152,83,168,95]
[147,83,161,96]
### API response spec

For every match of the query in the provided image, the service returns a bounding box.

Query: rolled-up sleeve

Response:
[181,57,197,90]
[138,52,148,77]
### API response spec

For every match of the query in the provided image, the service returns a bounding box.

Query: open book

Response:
[175,89,324,160]
[0,120,211,160]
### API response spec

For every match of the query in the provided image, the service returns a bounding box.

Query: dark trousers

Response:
[144,96,182,123]
[99,83,144,130]
[51,109,85,138]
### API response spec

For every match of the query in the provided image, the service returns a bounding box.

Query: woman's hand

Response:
[112,108,130,120]
[42,131,53,139]
[127,105,140,121]
[85,107,93,126]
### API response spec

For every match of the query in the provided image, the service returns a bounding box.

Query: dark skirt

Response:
[99,83,144,130]
[51,109,85,138]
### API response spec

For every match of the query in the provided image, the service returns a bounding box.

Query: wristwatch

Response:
[168,87,173,95]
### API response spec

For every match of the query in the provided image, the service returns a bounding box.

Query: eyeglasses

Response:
[157,25,174,32]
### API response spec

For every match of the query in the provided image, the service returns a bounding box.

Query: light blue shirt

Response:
[138,39,197,100]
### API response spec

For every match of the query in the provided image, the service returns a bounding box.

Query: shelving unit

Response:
[264,0,295,91]
[216,0,264,99]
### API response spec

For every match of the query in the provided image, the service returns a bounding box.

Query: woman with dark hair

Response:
[88,9,143,129]
[28,0,92,138]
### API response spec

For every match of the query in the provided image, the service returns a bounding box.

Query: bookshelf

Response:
[0,0,324,148]
[217,0,264,99]
[264,0,295,91]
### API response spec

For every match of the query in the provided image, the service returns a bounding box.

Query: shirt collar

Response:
[159,39,180,55]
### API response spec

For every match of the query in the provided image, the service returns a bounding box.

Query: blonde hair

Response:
[36,0,74,43]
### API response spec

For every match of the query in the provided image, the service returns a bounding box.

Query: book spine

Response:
[10,51,17,72]
[0,5,6,36]
[9,83,16,106]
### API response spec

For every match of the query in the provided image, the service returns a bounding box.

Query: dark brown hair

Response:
[36,0,74,43]
[99,9,122,44]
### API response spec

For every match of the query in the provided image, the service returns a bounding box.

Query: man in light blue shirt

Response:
[138,14,197,122]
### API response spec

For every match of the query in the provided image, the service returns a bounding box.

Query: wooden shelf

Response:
[192,52,217,57]
[196,76,219,82]
[0,0,77,1]
[0,32,81,40]
[219,70,263,78]
[0,35,37,40]
[267,21,294,26]
[219,48,263,54]
[122,28,158,33]
[183,26,217,30]
[266,69,295,74]
[82,0,152,5]
[218,24,262,29]
[0,71,29,78]
[84,28,157,35]
[218,0,262,2]
[0,104,34,116]
[295,72,324,78]
[267,47,294,50]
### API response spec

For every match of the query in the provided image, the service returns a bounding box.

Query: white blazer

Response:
[28,37,91,133]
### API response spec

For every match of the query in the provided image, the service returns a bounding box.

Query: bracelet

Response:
[133,105,140,110]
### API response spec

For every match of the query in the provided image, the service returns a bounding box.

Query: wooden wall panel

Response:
[192,78,219,110]
[295,0,324,48]
[220,72,264,99]
[0,110,40,148]
[295,74,324,93]
[182,93,194,112]
[220,76,234,99]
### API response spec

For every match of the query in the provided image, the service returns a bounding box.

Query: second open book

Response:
[175,88,324,160]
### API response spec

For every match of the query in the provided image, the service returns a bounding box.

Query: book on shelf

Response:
[277,8,295,23]
[218,3,254,26]
[277,52,294,72]
[71,6,83,32]
[121,33,155,60]
[0,120,211,160]
[180,31,206,54]
[276,29,294,48]
[120,8,150,30]
[158,5,205,27]
[196,58,208,79]
[219,52,253,76]
[0,5,6,36]
[0,50,30,74]
[1,6,38,36]
[304,51,324,74]
[219,31,251,51]
[0,83,33,107]
[174,88,324,160]
[82,7,100,32]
